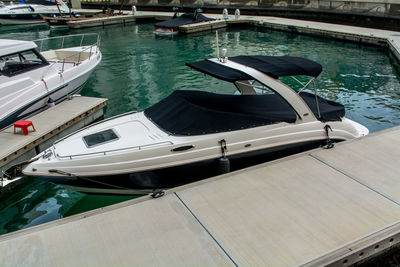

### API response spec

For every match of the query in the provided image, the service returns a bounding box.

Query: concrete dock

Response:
[0,96,107,186]
[1,127,400,266]
[67,13,168,29]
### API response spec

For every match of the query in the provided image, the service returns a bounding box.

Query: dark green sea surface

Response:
[0,22,399,235]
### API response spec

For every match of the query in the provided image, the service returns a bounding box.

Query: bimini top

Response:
[145,90,297,136]
[186,55,323,81]
[0,39,37,57]
[154,13,215,28]
[145,90,345,136]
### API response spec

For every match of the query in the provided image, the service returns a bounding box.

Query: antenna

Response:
[216,30,220,59]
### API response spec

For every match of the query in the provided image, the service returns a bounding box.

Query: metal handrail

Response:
[57,141,174,159]
[36,33,100,77]
[34,33,99,52]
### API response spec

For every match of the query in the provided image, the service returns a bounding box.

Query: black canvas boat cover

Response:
[299,92,345,122]
[154,13,215,28]
[186,59,253,82]
[144,90,297,136]
[186,56,323,81]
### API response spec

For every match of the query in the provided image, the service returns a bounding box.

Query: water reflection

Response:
[0,178,84,235]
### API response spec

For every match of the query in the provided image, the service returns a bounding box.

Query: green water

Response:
[0,22,399,235]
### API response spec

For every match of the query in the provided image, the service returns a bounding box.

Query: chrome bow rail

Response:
[34,33,100,74]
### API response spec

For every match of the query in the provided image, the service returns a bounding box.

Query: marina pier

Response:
[1,127,400,266]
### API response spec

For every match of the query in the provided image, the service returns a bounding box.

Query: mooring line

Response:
[174,192,238,266]
[310,154,400,206]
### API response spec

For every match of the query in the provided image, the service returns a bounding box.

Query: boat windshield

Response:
[0,49,48,76]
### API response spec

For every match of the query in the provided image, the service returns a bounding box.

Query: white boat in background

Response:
[0,0,69,25]
[0,33,102,130]
[20,53,368,194]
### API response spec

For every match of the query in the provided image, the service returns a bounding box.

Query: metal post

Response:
[80,34,84,46]
[61,59,65,73]
[61,36,65,49]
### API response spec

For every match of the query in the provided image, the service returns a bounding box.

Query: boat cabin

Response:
[0,39,48,76]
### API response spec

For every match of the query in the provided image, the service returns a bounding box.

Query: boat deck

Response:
[1,127,400,266]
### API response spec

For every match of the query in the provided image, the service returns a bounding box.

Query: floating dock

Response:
[0,96,107,190]
[1,127,400,266]
[67,12,170,29]
[179,18,254,34]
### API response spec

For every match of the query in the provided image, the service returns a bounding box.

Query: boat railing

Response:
[56,141,174,159]
[34,33,100,75]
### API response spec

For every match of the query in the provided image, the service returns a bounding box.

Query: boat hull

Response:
[0,45,102,130]
[0,13,68,25]
[0,74,89,130]
[36,139,328,195]
[154,27,179,36]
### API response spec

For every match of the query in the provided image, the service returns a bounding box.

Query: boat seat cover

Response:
[300,91,345,122]
[144,90,297,136]
[154,13,215,28]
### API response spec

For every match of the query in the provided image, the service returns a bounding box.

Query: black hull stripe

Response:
[0,13,68,20]
[0,82,86,131]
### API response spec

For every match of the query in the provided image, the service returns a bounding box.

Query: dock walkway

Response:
[1,127,400,266]
[0,96,107,183]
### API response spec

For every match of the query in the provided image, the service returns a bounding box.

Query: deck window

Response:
[83,129,119,148]
[0,49,48,76]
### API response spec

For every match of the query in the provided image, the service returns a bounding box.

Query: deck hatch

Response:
[83,129,119,148]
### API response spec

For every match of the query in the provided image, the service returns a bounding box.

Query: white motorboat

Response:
[0,0,69,25]
[21,54,368,194]
[0,33,102,130]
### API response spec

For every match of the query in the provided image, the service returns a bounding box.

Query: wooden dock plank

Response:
[0,194,233,267]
